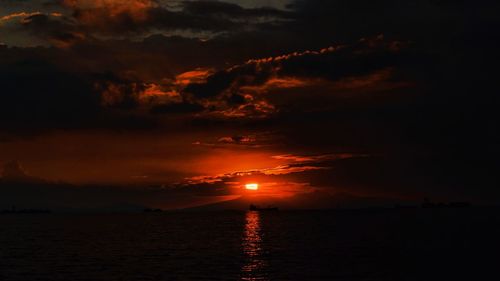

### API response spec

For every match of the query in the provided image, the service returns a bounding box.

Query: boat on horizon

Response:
[249,204,279,211]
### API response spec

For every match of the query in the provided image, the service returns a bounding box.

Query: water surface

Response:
[0,209,498,280]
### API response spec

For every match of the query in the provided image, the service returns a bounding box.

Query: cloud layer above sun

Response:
[0,0,499,207]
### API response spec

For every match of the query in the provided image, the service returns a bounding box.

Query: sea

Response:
[0,208,498,281]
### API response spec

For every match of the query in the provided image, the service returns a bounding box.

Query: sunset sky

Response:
[0,0,498,209]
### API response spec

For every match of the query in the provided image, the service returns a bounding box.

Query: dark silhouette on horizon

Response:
[1,205,51,215]
[144,208,164,213]
[422,198,472,209]
[249,204,279,212]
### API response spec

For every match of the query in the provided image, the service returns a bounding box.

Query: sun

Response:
[245,183,259,190]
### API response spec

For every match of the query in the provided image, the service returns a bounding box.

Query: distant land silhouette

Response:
[1,205,51,214]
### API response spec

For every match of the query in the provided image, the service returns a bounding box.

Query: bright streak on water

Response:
[241,211,269,281]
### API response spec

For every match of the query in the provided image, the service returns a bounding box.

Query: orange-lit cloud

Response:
[0,11,85,48]
[215,99,276,118]
[175,68,213,86]
[0,12,42,23]
[330,68,413,91]
[62,0,156,24]
[181,37,411,120]
[143,69,212,98]
[192,132,278,148]
[183,153,364,187]
[0,11,63,24]
[260,165,330,175]
[244,46,340,65]
[0,0,496,208]
[218,135,256,144]
[240,76,312,94]
[260,77,310,89]
[271,153,365,162]
[92,68,214,108]
[98,81,144,107]
[247,182,312,198]
[140,83,182,104]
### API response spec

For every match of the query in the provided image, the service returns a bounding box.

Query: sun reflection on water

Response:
[241,211,269,281]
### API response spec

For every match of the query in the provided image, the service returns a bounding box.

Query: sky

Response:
[0,0,499,210]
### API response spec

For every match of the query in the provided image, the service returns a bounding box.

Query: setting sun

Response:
[245,183,259,190]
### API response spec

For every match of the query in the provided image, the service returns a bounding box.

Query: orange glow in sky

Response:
[245,183,259,190]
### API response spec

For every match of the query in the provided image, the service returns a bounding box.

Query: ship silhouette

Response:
[249,204,279,211]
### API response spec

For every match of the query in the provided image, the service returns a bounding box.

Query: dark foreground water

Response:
[0,208,499,281]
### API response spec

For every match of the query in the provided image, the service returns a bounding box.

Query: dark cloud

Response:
[1,160,28,179]
[108,0,288,33]
[0,160,47,183]
[179,36,418,118]
[1,0,291,46]
[183,153,361,184]
[0,0,498,204]
[184,36,411,99]
[172,0,499,201]
[0,50,156,134]
[0,57,98,129]
[180,0,290,20]
[150,101,205,114]
[18,13,84,47]
[286,0,500,45]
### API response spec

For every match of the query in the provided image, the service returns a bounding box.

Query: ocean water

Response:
[0,208,498,281]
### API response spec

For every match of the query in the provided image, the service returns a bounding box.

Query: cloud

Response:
[18,13,85,48]
[62,0,157,33]
[271,153,365,162]
[182,36,414,117]
[0,58,96,128]
[192,132,278,148]
[180,0,290,21]
[172,152,384,200]
[150,101,205,114]
[0,0,292,47]
[1,161,28,179]
[0,160,46,183]
[0,53,156,134]
[1,12,44,23]
[183,152,363,186]
[0,0,498,203]
[218,135,256,144]
[0,11,78,47]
